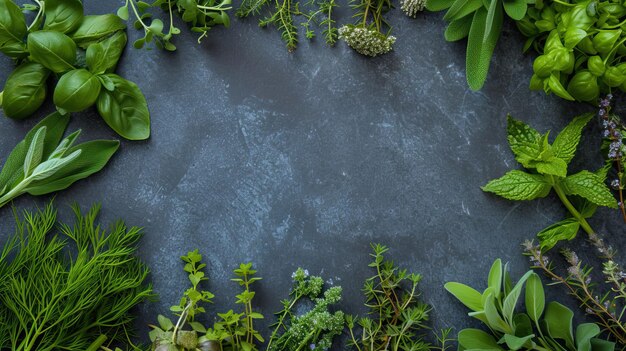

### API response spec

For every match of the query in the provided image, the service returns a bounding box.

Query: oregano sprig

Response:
[483,114,617,250]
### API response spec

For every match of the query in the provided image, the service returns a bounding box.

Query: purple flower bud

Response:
[611,179,620,189]
[599,109,606,117]
[603,130,610,138]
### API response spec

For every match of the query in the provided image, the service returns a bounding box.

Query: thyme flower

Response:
[400,0,425,18]
[338,25,396,57]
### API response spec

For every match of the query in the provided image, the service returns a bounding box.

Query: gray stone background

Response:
[0,0,624,347]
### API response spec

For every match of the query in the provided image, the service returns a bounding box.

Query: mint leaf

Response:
[507,115,544,168]
[534,156,568,177]
[562,170,618,208]
[552,113,593,164]
[537,218,580,250]
[482,170,551,200]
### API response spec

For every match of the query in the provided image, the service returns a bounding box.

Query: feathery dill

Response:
[0,202,153,351]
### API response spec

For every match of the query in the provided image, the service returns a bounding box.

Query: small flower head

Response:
[338,25,396,57]
[400,0,426,18]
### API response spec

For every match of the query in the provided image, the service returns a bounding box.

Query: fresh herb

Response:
[446,258,614,351]
[401,0,426,18]
[238,0,338,50]
[524,240,626,346]
[0,202,153,351]
[149,251,264,351]
[339,0,396,56]
[518,0,626,103]
[425,0,530,90]
[0,112,119,209]
[346,244,432,351]
[482,114,617,250]
[0,0,151,140]
[119,0,232,51]
[268,268,344,351]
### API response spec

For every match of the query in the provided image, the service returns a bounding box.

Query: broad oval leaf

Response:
[525,273,545,322]
[458,328,503,350]
[44,0,84,33]
[562,170,617,208]
[70,14,126,48]
[544,302,575,349]
[444,282,483,311]
[27,31,77,73]
[576,323,600,351]
[96,74,150,140]
[503,0,527,20]
[86,31,127,74]
[0,0,27,57]
[2,62,50,119]
[504,334,535,350]
[54,69,102,112]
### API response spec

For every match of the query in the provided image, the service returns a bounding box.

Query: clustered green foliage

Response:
[524,240,626,346]
[118,0,232,51]
[0,0,151,140]
[148,251,264,351]
[338,0,396,56]
[0,202,153,351]
[0,112,118,209]
[483,114,617,250]
[346,244,432,351]
[425,0,532,90]
[237,0,338,51]
[447,259,615,351]
[267,268,344,351]
[517,0,626,103]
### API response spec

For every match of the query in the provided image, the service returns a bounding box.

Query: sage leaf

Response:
[504,334,534,350]
[482,170,551,201]
[513,313,533,335]
[576,323,600,351]
[425,0,455,11]
[443,0,482,22]
[444,15,472,41]
[27,31,77,73]
[44,0,84,34]
[28,150,81,181]
[23,127,47,177]
[525,273,545,322]
[537,218,580,250]
[544,302,575,349]
[552,113,593,164]
[1,62,50,119]
[96,74,150,140]
[484,293,512,333]
[0,112,69,190]
[70,14,126,48]
[25,140,119,196]
[49,130,81,159]
[501,270,532,324]
[457,329,503,350]
[0,0,27,58]
[444,282,483,311]
[590,338,616,351]
[562,170,617,208]
[53,69,102,112]
[466,5,502,90]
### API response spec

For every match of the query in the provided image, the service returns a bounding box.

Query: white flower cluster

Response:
[400,0,425,18]
[338,25,396,57]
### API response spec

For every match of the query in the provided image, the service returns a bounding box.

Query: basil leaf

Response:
[0,0,27,58]
[96,74,150,140]
[547,73,575,101]
[53,69,102,112]
[2,62,50,119]
[566,70,598,102]
[70,14,126,48]
[503,0,527,20]
[44,0,84,34]
[86,31,127,74]
[0,112,69,190]
[27,31,77,73]
[24,140,119,195]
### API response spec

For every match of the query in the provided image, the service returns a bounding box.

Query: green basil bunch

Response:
[0,0,151,140]
[0,112,119,209]
[519,0,626,103]
[426,0,533,90]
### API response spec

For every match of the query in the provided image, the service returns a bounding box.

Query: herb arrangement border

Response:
[0,0,625,350]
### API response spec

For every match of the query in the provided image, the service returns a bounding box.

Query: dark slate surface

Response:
[0,0,625,347]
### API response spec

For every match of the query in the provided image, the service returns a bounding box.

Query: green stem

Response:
[27,0,45,32]
[551,179,594,235]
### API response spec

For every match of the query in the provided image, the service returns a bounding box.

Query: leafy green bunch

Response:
[119,0,231,51]
[518,0,626,103]
[446,259,615,351]
[149,251,264,351]
[0,112,119,209]
[267,268,344,351]
[237,0,338,51]
[425,0,532,90]
[0,202,154,351]
[483,114,617,250]
[0,0,151,140]
[346,244,432,351]
[338,0,396,56]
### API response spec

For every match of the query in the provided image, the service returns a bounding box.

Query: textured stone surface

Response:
[0,0,624,346]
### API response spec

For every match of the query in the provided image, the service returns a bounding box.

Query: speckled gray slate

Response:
[0,0,624,347]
